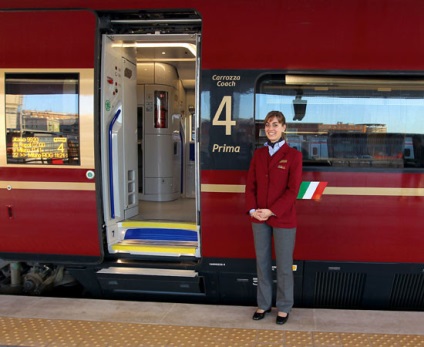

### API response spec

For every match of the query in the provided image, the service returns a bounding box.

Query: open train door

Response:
[94,13,204,298]
[0,11,102,264]
[99,13,202,261]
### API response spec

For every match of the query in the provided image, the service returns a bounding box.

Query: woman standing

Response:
[245,110,303,325]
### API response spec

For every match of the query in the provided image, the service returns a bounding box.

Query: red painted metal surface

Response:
[0,10,100,260]
[0,10,96,68]
[0,189,100,256]
[0,168,94,183]
[1,2,424,266]
[295,195,423,263]
[1,1,424,71]
[200,170,424,263]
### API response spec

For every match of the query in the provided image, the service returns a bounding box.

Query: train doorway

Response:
[99,14,201,261]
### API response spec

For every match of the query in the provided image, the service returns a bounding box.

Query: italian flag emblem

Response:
[297,181,328,200]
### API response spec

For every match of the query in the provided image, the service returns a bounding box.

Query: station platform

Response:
[0,295,423,346]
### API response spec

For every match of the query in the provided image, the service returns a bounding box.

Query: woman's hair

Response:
[263,110,286,125]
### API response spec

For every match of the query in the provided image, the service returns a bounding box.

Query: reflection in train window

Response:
[255,74,424,169]
[5,73,80,165]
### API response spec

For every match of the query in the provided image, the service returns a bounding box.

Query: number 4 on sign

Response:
[212,96,236,135]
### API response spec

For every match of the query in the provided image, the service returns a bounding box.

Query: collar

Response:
[265,139,286,156]
[265,137,284,148]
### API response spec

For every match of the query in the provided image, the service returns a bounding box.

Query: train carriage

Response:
[0,0,423,310]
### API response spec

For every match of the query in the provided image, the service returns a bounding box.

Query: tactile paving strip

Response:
[0,317,423,347]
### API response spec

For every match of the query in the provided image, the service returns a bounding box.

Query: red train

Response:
[1,1,423,310]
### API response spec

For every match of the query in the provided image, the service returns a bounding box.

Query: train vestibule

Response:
[99,28,201,268]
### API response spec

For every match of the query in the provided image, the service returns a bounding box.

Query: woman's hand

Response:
[251,209,274,221]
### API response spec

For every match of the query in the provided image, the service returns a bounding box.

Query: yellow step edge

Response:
[120,221,198,231]
[112,243,196,255]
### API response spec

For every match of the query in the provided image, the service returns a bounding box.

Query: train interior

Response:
[99,16,201,263]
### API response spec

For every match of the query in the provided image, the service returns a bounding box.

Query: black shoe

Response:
[276,313,289,325]
[252,308,272,320]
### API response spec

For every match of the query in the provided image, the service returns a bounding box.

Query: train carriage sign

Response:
[11,136,68,161]
[202,70,256,170]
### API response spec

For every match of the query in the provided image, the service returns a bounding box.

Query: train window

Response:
[5,73,80,165]
[255,74,424,169]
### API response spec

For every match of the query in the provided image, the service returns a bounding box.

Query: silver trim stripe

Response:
[97,267,198,277]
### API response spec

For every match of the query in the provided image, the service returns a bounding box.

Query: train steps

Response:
[95,264,204,297]
[111,221,200,257]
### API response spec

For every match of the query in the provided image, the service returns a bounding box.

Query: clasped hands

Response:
[250,208,274,221]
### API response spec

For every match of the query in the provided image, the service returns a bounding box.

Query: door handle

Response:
[7,205,13,219]
[108,107,122,219]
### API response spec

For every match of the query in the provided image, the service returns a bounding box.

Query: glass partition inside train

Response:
[255,75,424,170]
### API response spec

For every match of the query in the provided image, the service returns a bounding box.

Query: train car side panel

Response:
[2,1,424,70]
[200,69,424,264]
[0,10,101,262]
[0,11,96,68]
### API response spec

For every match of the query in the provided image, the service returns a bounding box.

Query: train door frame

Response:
[98,13,202,260]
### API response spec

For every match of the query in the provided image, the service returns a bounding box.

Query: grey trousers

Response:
[252,223,296,313]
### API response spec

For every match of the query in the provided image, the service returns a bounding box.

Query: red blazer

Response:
[245,143,303,228]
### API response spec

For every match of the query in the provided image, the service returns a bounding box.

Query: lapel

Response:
[268,143,289,170]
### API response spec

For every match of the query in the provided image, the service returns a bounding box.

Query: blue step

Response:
[124,228,198,242]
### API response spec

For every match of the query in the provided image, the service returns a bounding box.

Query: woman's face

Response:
[265,116,286,143]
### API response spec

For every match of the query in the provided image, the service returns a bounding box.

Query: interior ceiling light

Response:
[112,43,197,57]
